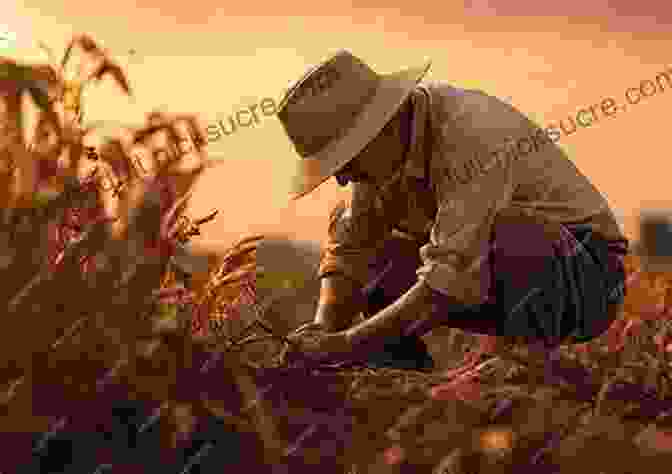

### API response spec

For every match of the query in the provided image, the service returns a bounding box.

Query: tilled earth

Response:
[6,324,672,474]
[222,322,672,474]
[230,251,672,473]
[6,272,672,474]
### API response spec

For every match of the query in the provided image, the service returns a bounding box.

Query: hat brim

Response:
[288,59,432,200]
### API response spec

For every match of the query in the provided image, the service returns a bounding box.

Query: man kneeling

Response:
[277,50,629,372]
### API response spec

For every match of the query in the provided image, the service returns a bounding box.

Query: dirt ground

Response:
[5,234,672,473]
[239,242,672,473]
[228,322,672,474]
[6,280,672,474]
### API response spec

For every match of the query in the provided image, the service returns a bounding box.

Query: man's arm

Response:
[315,182,397,331]
[313,273,366,332]
[343,280,434,347]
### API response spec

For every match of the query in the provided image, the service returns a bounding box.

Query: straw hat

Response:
[277,50,431,199]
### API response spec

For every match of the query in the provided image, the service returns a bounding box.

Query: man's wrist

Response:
[314,303,355,332]
[342,280,436,346]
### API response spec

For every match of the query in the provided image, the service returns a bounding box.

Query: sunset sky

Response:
[4,1,672,251]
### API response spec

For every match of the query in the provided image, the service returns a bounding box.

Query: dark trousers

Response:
[360,212,628,370]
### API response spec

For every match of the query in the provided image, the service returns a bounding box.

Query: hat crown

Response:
[278,50,381,158]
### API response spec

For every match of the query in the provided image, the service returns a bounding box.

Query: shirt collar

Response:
[402,85,431,182]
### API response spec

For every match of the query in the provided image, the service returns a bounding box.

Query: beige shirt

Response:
[318,81,627,306]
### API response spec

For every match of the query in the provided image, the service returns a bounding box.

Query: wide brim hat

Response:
[277,50,431,200]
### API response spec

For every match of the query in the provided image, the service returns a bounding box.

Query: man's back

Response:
[425,81,626,244]
[319,81,628,309]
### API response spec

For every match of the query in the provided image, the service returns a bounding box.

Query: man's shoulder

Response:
[418,80,511,125]
[419,80,537,136]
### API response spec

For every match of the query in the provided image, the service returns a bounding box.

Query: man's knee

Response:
[384,232,423,261]
[361,233,422,315]
[367,233,422,276]
[492,209,563,257]
[490,210,564,295]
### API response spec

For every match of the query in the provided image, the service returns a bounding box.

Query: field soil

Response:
[235,238,672,473]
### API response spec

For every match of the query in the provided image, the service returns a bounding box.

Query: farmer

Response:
[278,50,629,372]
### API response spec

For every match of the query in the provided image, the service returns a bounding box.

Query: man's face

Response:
[334,107,407,187]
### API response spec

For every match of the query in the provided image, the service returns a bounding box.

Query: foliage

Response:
[0,34,278,467]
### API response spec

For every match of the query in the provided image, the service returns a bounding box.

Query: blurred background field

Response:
[0,35,271,472]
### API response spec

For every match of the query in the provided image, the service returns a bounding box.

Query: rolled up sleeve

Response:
[318,182,395,285]
[417,95,519,306]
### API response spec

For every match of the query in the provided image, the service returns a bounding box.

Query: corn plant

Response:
[0,34,287,469]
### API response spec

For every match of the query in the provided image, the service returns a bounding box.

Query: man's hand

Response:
[283,322,354,365]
